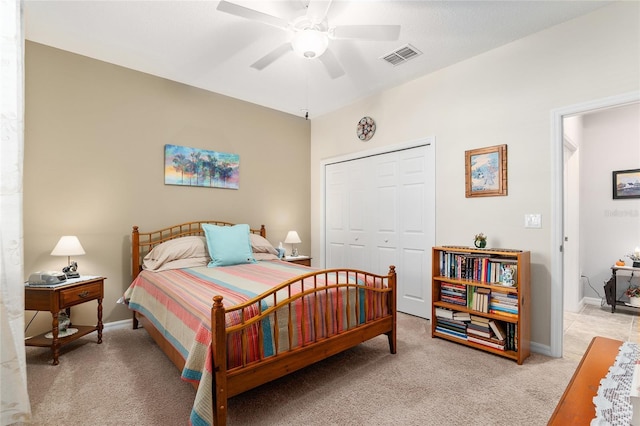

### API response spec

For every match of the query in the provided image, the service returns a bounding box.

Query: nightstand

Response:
[284,255,311,266]
[24,276,105,365]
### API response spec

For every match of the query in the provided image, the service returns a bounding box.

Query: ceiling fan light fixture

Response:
[291,29,328,59]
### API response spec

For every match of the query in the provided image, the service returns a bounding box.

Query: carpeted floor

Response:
[25,313,579,425]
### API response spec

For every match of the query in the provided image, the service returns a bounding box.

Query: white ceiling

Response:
[24,0,610,118]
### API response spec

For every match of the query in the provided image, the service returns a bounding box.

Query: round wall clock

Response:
[357,116,376,141]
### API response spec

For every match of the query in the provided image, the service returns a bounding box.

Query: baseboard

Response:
[531,341,552,357]
[583,296,605,307]
[103,319,131,330]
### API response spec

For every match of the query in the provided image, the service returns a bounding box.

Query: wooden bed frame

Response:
[130,221,397,426]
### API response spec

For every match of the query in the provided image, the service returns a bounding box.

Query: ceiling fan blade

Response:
[305,0,332,24]
[217,0,289,30]
[318,49,345,79]
[250,43,292,70]
[333,25,401,41]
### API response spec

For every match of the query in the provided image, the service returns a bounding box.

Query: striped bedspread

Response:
[124,260,388,426]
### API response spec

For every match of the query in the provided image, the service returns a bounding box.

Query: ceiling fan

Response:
[216,0,401,79]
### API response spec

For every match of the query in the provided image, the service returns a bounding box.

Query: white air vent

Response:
[381,44,422,66]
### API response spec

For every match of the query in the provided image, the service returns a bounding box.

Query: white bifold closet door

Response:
[325,143,434,319]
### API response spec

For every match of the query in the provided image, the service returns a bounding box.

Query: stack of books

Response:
[490,289,518,317]
[434,307,467,340]
[440,282,467,306]
[466,315,506,350]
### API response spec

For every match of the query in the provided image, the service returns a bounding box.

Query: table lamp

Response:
[51,235,85,278]
[284,231,301,257]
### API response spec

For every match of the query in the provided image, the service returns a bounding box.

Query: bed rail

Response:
[210,266,397,425]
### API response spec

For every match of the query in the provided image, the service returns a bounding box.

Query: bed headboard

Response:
[131,221,266,279]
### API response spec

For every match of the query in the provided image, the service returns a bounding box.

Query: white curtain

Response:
[0,0,31,424]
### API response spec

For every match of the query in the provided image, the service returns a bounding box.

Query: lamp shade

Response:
[284,231,301,244]
[291,29,329,59]
[51,236,85,256]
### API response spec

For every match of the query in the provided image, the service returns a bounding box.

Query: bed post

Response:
[386,265,397,354]
[211,296,227,426]
[260,224,266,237]
[132,226,140,330]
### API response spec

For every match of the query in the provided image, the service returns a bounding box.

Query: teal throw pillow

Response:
[202,223,257,267]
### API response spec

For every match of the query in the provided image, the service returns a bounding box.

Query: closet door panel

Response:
[397,146,432,316]
[325,163,349,268]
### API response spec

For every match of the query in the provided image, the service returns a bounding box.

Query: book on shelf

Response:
[436,320,467,334]
[467,335,505,351]
[472,287,491,313]
[488,320,506,341]
[452,311,471,321]
[469,314,490,324]
[435,326,467,340]
[435,307,455,319]
[442,294,467,306]
[466,325,491,339]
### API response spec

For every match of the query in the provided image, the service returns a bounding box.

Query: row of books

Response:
[438,251,518,286]
[434,308,518,351]
[439,284,519,317]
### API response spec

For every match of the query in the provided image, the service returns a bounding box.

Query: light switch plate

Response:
[525,214,542,228]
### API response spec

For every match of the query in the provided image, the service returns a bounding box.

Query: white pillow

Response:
[142,236,209,272]
[249,233,278,255]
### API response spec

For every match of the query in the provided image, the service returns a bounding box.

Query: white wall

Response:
[580,103,640,301]
[310,2,640,349]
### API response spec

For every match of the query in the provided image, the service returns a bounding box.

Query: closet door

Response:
[325,159,370,270]
[324,144,434,319]
[396,146,432,317]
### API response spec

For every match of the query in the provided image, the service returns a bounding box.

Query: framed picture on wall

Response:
[612,168,640,199]
[465,144,508,198]
[164,144,240,190]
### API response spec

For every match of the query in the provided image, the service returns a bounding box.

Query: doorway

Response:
[551,91,640,358]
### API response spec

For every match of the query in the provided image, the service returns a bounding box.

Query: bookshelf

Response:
[431,246,531,364]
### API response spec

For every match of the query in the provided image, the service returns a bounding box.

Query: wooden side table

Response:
[604,265,640,313]
[24,276,105,365]
[284,255,311,266]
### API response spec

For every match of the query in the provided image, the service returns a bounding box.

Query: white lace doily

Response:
[591,341,640,426]
[44,328,78,339]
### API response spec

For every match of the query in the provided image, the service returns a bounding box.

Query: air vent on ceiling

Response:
[380,44,422,66]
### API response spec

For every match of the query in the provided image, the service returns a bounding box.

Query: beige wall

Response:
[310,3,639,349]
[24,42,310,335]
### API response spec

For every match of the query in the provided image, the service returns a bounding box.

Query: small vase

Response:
[629,297,640,307]
[474,239,486,249]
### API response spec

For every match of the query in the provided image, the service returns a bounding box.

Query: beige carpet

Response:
[26,313,579,425]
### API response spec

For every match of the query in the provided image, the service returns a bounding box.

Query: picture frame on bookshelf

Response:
[612,168,640,199]
[465,144,508,198]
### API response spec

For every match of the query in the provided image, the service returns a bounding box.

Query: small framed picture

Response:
[465,144,507,198]
[612,168,640,199]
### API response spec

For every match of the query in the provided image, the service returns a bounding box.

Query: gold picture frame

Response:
[465,144,508,198]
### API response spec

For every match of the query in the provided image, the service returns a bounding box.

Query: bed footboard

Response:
[210,265,397,426]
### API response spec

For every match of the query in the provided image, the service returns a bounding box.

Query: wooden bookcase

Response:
[431,246,530,364]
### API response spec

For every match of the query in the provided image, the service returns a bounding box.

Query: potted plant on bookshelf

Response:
[474,233,487,249]
[625,285,640,307]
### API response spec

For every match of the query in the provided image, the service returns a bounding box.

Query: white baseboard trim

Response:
[531,341,552,357]
[582,296,605,307]
[103,319,131,330]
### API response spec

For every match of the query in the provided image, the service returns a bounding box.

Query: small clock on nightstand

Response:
[284,255,311,267]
